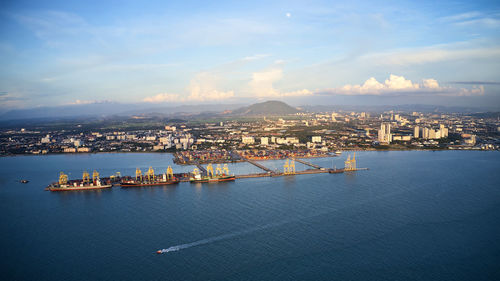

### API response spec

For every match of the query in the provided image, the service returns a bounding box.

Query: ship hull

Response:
[189,176,235,183]
[47,184,112,191]
[328,169,344,174]
[120,180,180,187]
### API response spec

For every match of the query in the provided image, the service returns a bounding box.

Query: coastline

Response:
[1,147,498,158]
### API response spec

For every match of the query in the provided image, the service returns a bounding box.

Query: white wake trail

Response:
[157,219,292,254]
[157,182,423,254]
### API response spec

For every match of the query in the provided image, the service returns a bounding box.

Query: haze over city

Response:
[1,0,500,111]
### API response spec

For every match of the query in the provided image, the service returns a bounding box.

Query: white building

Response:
[41,135,51,144]
[242,136,255,144]
[312,136,322,143]
[414,126,420,138]
[260,137,269,145]
[378,123,392,143]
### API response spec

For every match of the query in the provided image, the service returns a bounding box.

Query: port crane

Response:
[147,167,155,182]
[166,166,174,180]
[92,170,100,183]
[344,153,357,171]
[215,164,223,176]
[283,159,296,175]
[206,163,214,178]
[82,171,90,184]
[136,168,142,181]
[59,172,68,185]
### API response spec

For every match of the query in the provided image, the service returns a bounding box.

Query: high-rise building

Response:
[422,127,430,139]
[378,123,392,143]
[439,124,449,138]
[414,126,420,138]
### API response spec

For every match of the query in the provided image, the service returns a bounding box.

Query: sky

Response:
[1,0,500,110]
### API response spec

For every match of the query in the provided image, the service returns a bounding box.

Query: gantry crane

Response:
[283,159,296,175]
[166,166,174,180]
[216,164,223,176]
[344,153,357,171]
[59,172,68,185]
[82,171,90,184]
[147,167,155,182]
[92,170,99,183]
[136,168,142,181]
[206,163,214,178]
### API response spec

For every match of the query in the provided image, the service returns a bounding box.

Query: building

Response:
[378,123,392,143]
[41,135,51,144]
[260,137,269,145]
[312,136,322,143]
[242,136,255,144]
[414,126,420,138]
[439,124,449,138]
[73,140,82,147]
[77,147,91,153]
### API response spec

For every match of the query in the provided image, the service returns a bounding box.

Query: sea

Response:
[0,151,499,281]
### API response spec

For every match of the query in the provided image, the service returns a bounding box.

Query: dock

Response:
[194,161,207,174]
[294,158,322,169]
[242,157,275,174]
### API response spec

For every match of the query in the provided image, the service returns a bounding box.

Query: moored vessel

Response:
[120,166,180,187]
[189,163,235,183]
[46,170,112,191]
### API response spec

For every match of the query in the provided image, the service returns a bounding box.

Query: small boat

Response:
[156,250,162,254]
[20,180,29,184]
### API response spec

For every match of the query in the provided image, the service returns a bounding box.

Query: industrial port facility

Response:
[46,151,366,191]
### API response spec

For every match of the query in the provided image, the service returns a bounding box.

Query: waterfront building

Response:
[242,136,255,144]
[378,123,392,143]
[414,126,420,138]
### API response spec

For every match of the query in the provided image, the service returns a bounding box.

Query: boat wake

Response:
[156,219,293,254]
[156,183,422,254]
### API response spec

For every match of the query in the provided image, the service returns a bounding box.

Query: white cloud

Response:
[186,72,234,102]
[142,73,235,103]
[282,89,313,97]
[249,68,313,98]
[423,78,439,89]
[361,46,500,66]
[242,54,270,61]
[143,93,181,103]
[250,68,283,97]
[322,74,484,96]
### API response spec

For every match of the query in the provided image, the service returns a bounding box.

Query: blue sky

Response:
[1,0,499,109]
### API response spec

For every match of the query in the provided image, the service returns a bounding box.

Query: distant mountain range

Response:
[230,100,301,116]
[0,100,496,123]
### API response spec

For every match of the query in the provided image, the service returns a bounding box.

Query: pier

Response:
[194,161,207,174]
[294,158,322,169]
[242,157,275,174]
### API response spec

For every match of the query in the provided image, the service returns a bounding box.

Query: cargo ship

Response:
[189,163,235,183]
[120,166,180,187]
[46,170,112,191]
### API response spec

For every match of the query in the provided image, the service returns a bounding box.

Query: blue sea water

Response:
[0,151,499,281]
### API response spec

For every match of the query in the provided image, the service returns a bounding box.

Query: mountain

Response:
[0,102,244,121]
[231,100,301,116]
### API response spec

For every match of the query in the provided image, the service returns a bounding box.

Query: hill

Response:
[232,100,301,116]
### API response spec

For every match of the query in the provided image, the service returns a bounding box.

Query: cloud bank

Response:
[143,72,234,103]
[320,74,484,96]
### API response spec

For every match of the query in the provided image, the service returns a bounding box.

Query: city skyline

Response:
[1,0,500,110]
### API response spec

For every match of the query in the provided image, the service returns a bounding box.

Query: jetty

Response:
[242,157,275,174]
[294,158,322,169]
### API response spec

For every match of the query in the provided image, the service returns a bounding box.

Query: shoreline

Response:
[1,148,498,158]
